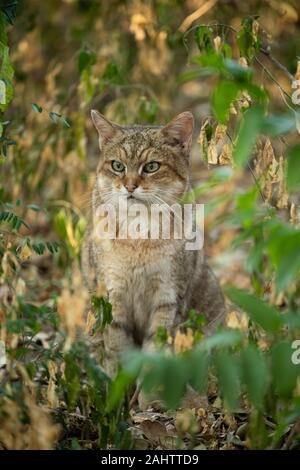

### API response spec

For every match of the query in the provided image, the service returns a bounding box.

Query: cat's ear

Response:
[161,111,194,155]
[91,110,122,149]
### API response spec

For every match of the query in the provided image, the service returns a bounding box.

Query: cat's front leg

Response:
[103,292,134,377]
[138,300,177,410]
[143,301,178,352]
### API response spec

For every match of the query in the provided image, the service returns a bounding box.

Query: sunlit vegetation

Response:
[0,0,300,450]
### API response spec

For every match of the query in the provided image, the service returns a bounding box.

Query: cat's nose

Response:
[125,182,137,193]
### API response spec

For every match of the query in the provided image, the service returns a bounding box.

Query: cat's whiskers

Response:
[150,193,186,228]
[140,188,183,204]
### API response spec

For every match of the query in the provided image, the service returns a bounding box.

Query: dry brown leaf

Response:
[295,60,300,81]
[175,409,199,436]
[207,140,218,165]
[57,267,89,350]
[84,309,96,335]
[214,124,227,142]
[139,419,176,448]
[130,13,149,41]
[276,156,289,209]
[214,35,221,52]
[255,138,279,203]
[174,328,194,354]
[46,360,58,408]
[226,310,248,331]
[18,244,32,261]
[198,118,210,158]
[0,384,60,449]
[219,143,232,165]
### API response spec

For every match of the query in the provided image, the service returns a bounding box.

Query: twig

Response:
[129,383,142,408]
[179,0,219,33]
[260,47,295,82]
[281,420,300,450]
[247,163,265,203]
[183,22,295,103]
[254,55,292,101]
[226,129,265,202]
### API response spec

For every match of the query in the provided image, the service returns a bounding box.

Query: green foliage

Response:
[241,345,268,410]
[214,350,240,411]
[236,17,261,61]
[78,48,96,75]
[233,105,264,166]
[286,144,300,192]
[194,25,214,54]
[1,0,300,451]
[226,288,282,333]
[31,102,42,113]
[0,1,19,25]
[91,295,113,333]
[0,209,29,230]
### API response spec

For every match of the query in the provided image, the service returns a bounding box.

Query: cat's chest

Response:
[99,239,177,298]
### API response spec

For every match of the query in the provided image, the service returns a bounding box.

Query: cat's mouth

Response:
[127,194,144,201]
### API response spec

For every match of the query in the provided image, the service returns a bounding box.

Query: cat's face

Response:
[91,111,194,206]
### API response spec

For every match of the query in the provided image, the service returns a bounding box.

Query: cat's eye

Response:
[143,161,160,173]
[111,160,125,172]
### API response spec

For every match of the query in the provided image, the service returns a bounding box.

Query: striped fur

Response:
[81,111,225,377]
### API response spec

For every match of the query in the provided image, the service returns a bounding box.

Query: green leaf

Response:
[236,17,260,61]
[106,369,134,412]
[196,51,224,72]
[49,111,61,124]
[178,68,209,83]
[27,203,42,211]
[140,353,187,409]
[276,242,300,291]
[159,355,187,408]
[282,312,300,330]
[60,116,71,128]
[286,144,300,191]
[91,295,113,332]
[0,210,30,230]
[224,59,252,81]
[241,345,268,409]
[78,49,96,75]
[202,329,243,349]
[194,25,214,53]
[266,221,300,290]
[102,61,122,83]
[49,111,70,128]
[213,81,239,123]
[1,1,19,25]
[188,348,209,392]
[271,341,300,398]
[233,105,263,167]
[226,288,282,333]
[46,241,60,254]
[0,12,7,44]
[215,350,240,410]
[31,102,42,113]
[261,114,296,136]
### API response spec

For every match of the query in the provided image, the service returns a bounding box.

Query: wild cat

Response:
[81,110,225,378]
